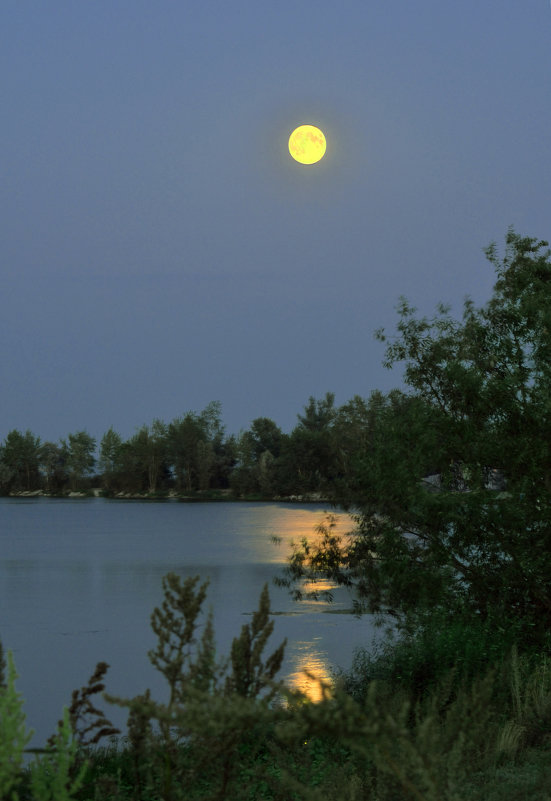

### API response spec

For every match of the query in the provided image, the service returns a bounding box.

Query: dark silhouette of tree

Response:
[277,231,551,650]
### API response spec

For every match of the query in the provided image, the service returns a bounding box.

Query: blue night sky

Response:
[2,1,550,444]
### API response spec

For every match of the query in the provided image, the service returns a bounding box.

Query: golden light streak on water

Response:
[242,505,355,564]
[283,649,333,704]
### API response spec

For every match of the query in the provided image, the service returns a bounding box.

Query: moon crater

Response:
[289,125,326,165]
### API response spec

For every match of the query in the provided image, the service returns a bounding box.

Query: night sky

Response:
[2,1,550,444]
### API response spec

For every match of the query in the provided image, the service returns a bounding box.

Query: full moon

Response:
[288,124,326,165]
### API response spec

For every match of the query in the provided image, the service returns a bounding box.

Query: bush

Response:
[336,605,549,709]
[3,571,551,800]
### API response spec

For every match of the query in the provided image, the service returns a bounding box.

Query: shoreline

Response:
[6,488,332,504]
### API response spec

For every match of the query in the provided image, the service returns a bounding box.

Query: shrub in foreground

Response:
[2,574,551,800]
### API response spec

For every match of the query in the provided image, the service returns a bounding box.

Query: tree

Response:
[257,450,276,496]
[105,574,287,799]
[230,432,260,497]
[278,393,337,494]
[0,457,14,495]
[117,438,148,493]
[168,414,204,492]
[167,403,225,493]
[247,417,283,461]
[199,400,225,446]
[196,439,214,491]
[277,231,551,648]
[64,431,96,491]
[196,401,226,491]
[230,418,283,497]
[210,433,238,490]
[329,393,382,503]
[1,429,41,491]
[297,392,336,431]
[129,421,169,494]
[98,427,123,492]
[39,441,69,492]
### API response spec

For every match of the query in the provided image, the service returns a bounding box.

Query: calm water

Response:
[0,498,384,748]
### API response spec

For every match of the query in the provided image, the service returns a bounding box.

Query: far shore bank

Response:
[6,488,333,504]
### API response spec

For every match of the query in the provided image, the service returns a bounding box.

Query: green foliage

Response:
[272,667,494,801]
[282,393,337,494]
[4,229,551,799]
[0,650,34,800]
[98,428,123,492]
[103,570,548,801]
[53,662,120,749]
[278,230,551,648]
[38,441,69,493]
[3,568,551,799]
[28,708,89,801]
[123,421,169,494]
[230,417,283,497]
[104,573,289,800]
[0,638,6,688]
[224,583,286,700]
[274,513,351,604]
[1,430,41,492]
[62,431,96,491]
[0,393,375,498]
[497,644,551,754]
[336,604,542,707]
[167,402,225,493]
[248,417,284,460]
[0,458,15,495]
[146,573,216,704]
[297,392,336,432]
[0,650,122,801]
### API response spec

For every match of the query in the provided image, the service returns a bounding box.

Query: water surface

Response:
[0,498,384,747]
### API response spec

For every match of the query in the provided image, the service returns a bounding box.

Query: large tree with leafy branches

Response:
[277,230,551,648]
[0,429,41,491]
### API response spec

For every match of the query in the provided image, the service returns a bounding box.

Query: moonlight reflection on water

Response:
[0,499,383,746]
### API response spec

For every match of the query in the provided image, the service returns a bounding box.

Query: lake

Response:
[0,498,386,749]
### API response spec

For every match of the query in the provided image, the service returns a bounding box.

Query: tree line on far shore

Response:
[0,392,390,498]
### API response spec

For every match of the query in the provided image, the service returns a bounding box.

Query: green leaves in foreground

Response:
[0,650,33,800]
[145,573,287,706]
[278,231,551,649]
[28,709,88,801]
[0,652,88,801]
[105,573,288,800]
[3,569,551,800]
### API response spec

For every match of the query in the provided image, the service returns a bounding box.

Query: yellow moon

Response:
[288,124,326,165]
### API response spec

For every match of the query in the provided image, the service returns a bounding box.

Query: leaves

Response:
[148,574,212,705]
[29,708,89,801]
[280,230,551,647]
[0,650,34,799]
[225,583,287,701]
[49,661,120,749]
